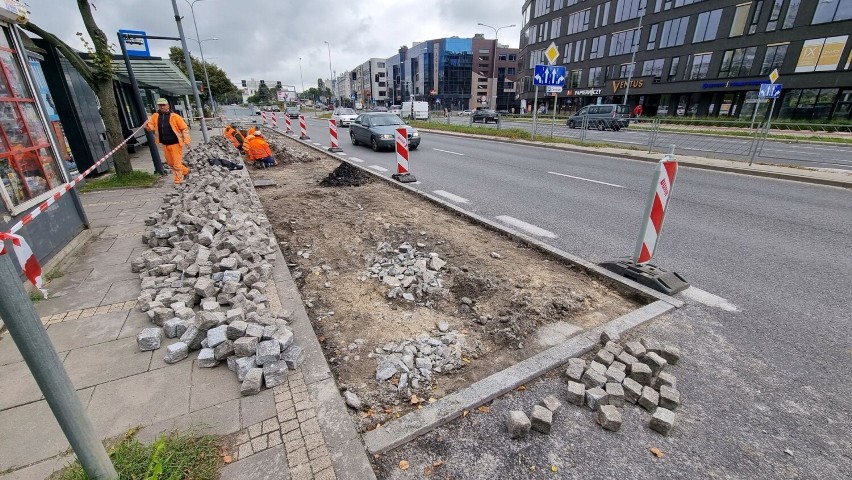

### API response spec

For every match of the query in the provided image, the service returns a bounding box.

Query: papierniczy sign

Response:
[566,88,602,96]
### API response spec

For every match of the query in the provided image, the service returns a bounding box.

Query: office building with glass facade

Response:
[519,0,852,120]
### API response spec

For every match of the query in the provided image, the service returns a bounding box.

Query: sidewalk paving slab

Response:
[219,444,290,480]
[63,337,151,390]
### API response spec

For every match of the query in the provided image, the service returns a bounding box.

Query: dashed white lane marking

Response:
[433,190,470,203]
[495,215,557,239]
[349,157,364,163]
[433,148,465,156]
[548,171,625,188]
[369,165,388,172]
[336,152,347,156]
[312,142,323,146]
[680,287,740,312]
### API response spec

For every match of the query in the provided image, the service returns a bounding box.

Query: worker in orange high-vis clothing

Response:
[224,125,239,148]
[247,130,277,168]
[145,98,191,183]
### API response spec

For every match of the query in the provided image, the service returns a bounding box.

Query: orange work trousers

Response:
[162,143,189,183]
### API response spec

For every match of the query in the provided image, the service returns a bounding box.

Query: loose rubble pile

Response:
[507,331,682,438]
[362,241,449,305]
[133,138,304,395]
[319,162,373,187]
[265,133,318,164]
[369,324,467,396]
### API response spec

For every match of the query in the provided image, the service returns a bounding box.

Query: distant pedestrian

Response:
[145,98,190,184]
[633,104,643,117]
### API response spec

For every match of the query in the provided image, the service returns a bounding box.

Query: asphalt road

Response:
[223,106,852,477]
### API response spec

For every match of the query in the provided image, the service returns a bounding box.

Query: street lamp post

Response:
[324,41,335,107]
[185,0,216,114]
[187,36,218,110]
[477,22,515,110]
[623,6,646,105]
[298,57,305,101]
[171,0,208,142]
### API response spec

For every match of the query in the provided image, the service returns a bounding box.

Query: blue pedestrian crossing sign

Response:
[758,83,782,99]
[533,64,566,87]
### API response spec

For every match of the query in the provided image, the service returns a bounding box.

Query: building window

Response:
[590,35,607,59]
[686,52,712,80]
[509,54,517,61]
[647,24,658,50]
[812,0,852,24]
[554,0,565,10]
[749,1,764,34]
[527,25,536,45]
[761,43,788,74]
[524,3,531,26]
[642,58,665,77]
[766,0,783,31]
[534,0,552,18]
[595,2,612,28]
[656,0,707,12]
[378,62,385,68]
[551,17,562,38]
[795,36,849,72]
[618,63,635,77]
[693,9,722,43]
[783,0,800,28]
[730,3,751,37]
[588,67,603,86]
[529,49,545,68]
[569,69,582,88]
[563,42,573,63]
[779,88,839,119]
[574,39,587,62]
[567,9,591,34]
[667,56,680,81]
[499,54,508,61]
[610,28,640,56]
[614,0,647,23]
[719,47,757,77]
[660,16,689,48]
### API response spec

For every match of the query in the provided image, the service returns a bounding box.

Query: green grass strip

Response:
[79,171,159,192]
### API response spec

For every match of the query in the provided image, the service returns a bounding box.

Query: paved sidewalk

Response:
[0,147,375,479]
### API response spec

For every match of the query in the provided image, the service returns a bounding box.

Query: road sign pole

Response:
[749,98,762,131]
[550,95,558,139]
[532,86,539,141]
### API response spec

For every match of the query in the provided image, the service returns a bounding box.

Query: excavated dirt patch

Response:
[251,138,641,431]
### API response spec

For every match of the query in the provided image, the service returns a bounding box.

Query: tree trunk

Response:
[92,79,133,174]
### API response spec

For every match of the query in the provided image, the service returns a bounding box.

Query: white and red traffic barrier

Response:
[285,115,292,133]
[391,127,416,183]
[328,119,342,152]
[271,112,278,129]
[2,124,147,294]
[299,115,310,140]
[634,156,678,264]
[260,110,267,126]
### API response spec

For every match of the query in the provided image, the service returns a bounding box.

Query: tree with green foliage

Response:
[22,1,133,174]
[167,47,239,105]
[247,83,272,105]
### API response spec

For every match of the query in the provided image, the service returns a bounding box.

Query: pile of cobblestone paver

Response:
[265,135,317,164]
[507,331,682,438]
[361,241,448,306]
[369,323,466,395]
[133,139,304,396]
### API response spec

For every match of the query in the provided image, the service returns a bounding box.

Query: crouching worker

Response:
[224,124,241,149]
[145,98,191,184]
[248,130,276,168]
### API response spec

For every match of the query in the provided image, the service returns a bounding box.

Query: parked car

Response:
[389,105,402,115]
[372,106,388,112]
[497,109,510,115]
[566,104,630,131]
[472,109,500,124]
[349,113,421,152]
[285,106,301,119]
[457,109,473,116]
[331,107,358,127]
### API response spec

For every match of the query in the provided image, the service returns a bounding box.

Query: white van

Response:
[401,101,429,120]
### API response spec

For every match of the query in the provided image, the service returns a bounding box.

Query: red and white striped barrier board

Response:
[1,124,146,294]
[260,110,267,125]
[299,115,310,140]
[285,115,292,133]
[271,113,278,129]
[328,119,341,152]
[395,127,409,174]
[634,157,678,264]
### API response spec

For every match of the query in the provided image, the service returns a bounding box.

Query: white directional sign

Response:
[546,86,563,94]
[533,64,566,87]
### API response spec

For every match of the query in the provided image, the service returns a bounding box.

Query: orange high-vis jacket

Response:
[247,136,273,161]
[224,126,240,147]
[247,126,258,136]
[242,134,255,154]
[147,111,190,145]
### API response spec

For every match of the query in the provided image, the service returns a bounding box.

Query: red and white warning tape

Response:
[1,124,147,295]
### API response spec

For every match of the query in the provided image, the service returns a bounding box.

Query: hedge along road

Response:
[285,124,852,478]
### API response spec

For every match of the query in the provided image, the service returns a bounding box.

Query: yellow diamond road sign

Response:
[769,69,779,84]
[545,42,559,65]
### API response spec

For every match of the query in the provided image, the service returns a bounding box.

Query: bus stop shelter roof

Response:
[109,56,193,96]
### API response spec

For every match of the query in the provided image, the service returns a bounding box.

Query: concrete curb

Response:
[414,127,852,190]
[267,128,682,308]
[362,300,675,454]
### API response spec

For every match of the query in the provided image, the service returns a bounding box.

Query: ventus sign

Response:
[611,79,644,93]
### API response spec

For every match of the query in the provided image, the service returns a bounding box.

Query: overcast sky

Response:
[23,0,523,90]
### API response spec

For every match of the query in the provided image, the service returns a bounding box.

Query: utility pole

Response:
[185,0,215,113]
[324,41,335,107]
[171,0,209,142]
[623,7,645,105]
[299,57,305,101]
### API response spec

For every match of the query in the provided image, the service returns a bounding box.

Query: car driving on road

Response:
[285,106,300,119]
[472,109,500,124]
[349,113,421,152]
[567,104,630,131]
[389,105,402,115]
[331,107,358,127]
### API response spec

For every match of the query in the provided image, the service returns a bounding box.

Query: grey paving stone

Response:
[639,386,660,413]
[530,405,552,434]
[659,344,681,365]
[595,349,615,366]
[163,318,187,339]
[136,398,241,445]
[118,310,154,339]
[622,377,643,404]
[227,320,248,340]
[63,337,152,389]
[605,364,626,384]
[235,356,258,382]
[624,341,646,358]
[564,358,586,382]
[649,407,676,435]
[599,328,620,345]
[206,325,228,348]
[629,362,653,385]
[653,371,677,390]
[0,353,65,410]
[616,351,639,369]
[197,348,219,368]
[506,410,531,439]
[164,342,189,364]
[281,344,305,370]
[605,382,625,407]
[102,279,142,304]
[659,385,681,411]
[234,337,259,357]
[137,327,163,351]
[241,368,264,395]
[45,310,127,352]
[220,442,290,479]
[240,389,277,429]
[597,404,622,432]
[640,337,662,354]
[263,361,289,388]
[581,368,607,389]
[566,381,585,406]
[588,361,608,375]
[180,325,206,350]
[540,394,562,414]
[603,341,623,356]
[256,340,281,365]
[585,386,608,411]
[641,351,668,376]
[305,376,361,449]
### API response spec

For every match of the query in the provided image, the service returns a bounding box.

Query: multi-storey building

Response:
[240,79,282,104]
[519,0,852,120]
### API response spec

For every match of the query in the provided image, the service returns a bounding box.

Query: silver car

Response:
[389,105,402,115]
[331,107,358,127]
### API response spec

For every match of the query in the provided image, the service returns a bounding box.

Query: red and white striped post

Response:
[328,119,342,152]
[271,112,278,129]
[284,114,292,133]
[261,110,267,126]
[391,127,417,183]
[299,115,310,140]
[634,155,678,264]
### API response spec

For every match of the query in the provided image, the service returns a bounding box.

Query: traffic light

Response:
[241,80,246,87]
[276,81,282,88]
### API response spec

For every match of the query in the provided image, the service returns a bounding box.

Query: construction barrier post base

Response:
[391,173,417,183]
[599,260,689,296]
[300,135,311,140]
[328,146,343,153]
